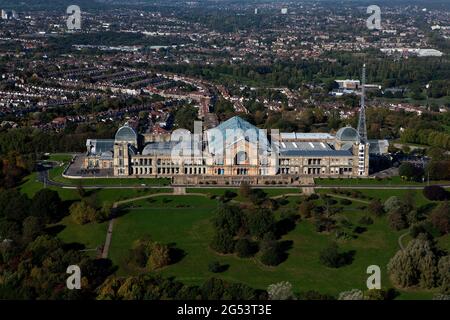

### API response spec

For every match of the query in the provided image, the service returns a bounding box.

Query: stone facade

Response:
[82,116,374,183]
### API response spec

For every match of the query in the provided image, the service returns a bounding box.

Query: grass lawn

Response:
[99,193,444,299]
[19,173,447,299]
[57,216,108,257]
[187,188,302,202]
[46,153,74,162]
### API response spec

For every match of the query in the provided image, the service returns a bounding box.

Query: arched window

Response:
[235,151,248,165]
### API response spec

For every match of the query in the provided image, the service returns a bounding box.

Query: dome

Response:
[115,124,137,144]
[336,126,359,142]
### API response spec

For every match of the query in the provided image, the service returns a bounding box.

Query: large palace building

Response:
[81,115,388,185]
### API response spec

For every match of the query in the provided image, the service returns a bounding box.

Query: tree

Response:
[267,281,294,300]
[208,261,222,273]
[214,203,242,236]
[368,199,384,217]
[388,235,438,289]
[239,182,251,198]
[319,242,352,268]
[364,289,390,300]
[259,242,283,266]
[0,189,31,222]
[147,242,171,271]
[388,208,409,231]
[174,105,198,132]
[429,202,450,235]
[423,185,449,201]
[69,201,97,225]
[246,208,275,239]
[338,289,364,300]
[22,216,44,243]
[96,202,112,222]
[384,196,402,213]
[31,189,62,223]
[298,201,313,218]
[210,230,235,254]
[438,256,450,294]
[399,163,423,181]
[235,238,254,258]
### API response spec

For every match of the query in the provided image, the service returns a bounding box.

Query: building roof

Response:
[280,141,332,151]
[86,139,115,156]
[279,140,352,157]
[280,149,353,157]
[369,139,389,155]
[336,126,360,142]
[206,116,270,155]
[115,123,137,144]
[295,132,334,140]
[281,132,335,140]
[142,141,202,157]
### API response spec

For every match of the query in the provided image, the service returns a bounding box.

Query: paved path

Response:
[324,193,370,204]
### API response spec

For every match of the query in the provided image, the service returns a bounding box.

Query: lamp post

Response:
[426,83,430,111]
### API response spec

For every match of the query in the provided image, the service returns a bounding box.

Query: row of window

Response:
[131,167,207,175]
[278,167,354,175]
[279,158,353,166]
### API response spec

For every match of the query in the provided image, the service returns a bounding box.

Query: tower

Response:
[357,64,369,176]
[357,64,368,143]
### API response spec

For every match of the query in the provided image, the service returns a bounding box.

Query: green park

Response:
[14,153,450,300]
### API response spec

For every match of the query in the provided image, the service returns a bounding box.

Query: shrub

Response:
[438,256,450,294]
[319,242,353,268]
[388,209,409,231]
[210,230,235,254]
[246,208,275,239]
[358,216,374,225]
[429,202,450,235]
[127,237,172,271]
[259,242,283,266]
[399,162,424,181]
[423,185,449,201]
[69,201,97,225]
[239,182,251,198]
[409,221,435,238]
[314,216,336,233]
[308,194,319,201]
[340,198,352,206]
[368,199,384,216]
[384,196,402,213]
[235,239,254,258]
[267,281,294,300]
[298,201,313,218]
[297,290,336,300]
[208,261,222,273]
[388,235,438,289]
[147,242,171,271]
[223,190,237,199]
[338,289,363,300]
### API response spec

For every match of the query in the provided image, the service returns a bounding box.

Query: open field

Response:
[52,189,448,299]
[18,169,448,299]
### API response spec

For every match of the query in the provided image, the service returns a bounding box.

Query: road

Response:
[36,163,450,191]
